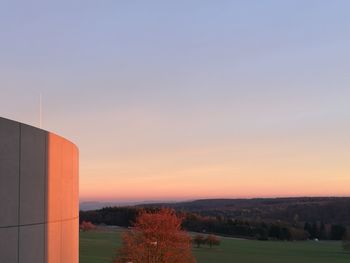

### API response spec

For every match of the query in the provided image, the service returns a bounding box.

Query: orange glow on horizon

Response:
[79,140,350,201]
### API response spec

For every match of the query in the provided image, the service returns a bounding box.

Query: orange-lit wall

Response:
[47,133,79,263]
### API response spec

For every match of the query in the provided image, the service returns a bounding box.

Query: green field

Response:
[80,228,350,263]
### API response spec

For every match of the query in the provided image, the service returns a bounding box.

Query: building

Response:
[0,117,79,263]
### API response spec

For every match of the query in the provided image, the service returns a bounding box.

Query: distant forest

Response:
[80,197,350,241]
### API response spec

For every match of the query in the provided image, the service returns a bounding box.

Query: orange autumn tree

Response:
[80,221,96,232]
[115,209,196,263]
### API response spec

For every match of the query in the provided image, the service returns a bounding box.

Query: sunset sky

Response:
[1,1,350,201]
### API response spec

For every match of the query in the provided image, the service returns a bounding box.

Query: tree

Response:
[311,222,319,239]
[343,231,350,252]
[205,234,220,248]
[304,222,312,238]
[193,234,205,248]
[331,224,346,240]
[319,222,327,240]
[80,221,96,232]
[115,209,196,263]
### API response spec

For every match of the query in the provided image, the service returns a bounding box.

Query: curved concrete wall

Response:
[0,117,79,263]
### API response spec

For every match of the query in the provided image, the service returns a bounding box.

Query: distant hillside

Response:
[80,200,179,211]
[80,197,350,241]
[137,197,350,225]
[80,201,139,211]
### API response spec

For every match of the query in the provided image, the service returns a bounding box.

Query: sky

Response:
[1,1,350,202]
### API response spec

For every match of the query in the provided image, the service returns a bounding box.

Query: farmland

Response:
[80,227,350,263]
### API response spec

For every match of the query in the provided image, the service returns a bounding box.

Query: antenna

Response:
[39,93,42,128]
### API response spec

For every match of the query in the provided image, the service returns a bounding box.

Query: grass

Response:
[80,228,350,263]
[80,228,122,263]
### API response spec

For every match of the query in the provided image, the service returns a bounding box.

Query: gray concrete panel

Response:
[62,140,73,220]
[19,224,44,263]
[0,227,18,263]
[20,124,46,225]
[46,222,61,263]
[47,133,62,223]
[0,118,20,227]
[61,219,78,263]
[72,146,79,218]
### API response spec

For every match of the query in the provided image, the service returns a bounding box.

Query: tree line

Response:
[80,206,348,241]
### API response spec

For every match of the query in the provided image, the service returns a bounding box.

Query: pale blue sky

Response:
[1,1,350,200]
